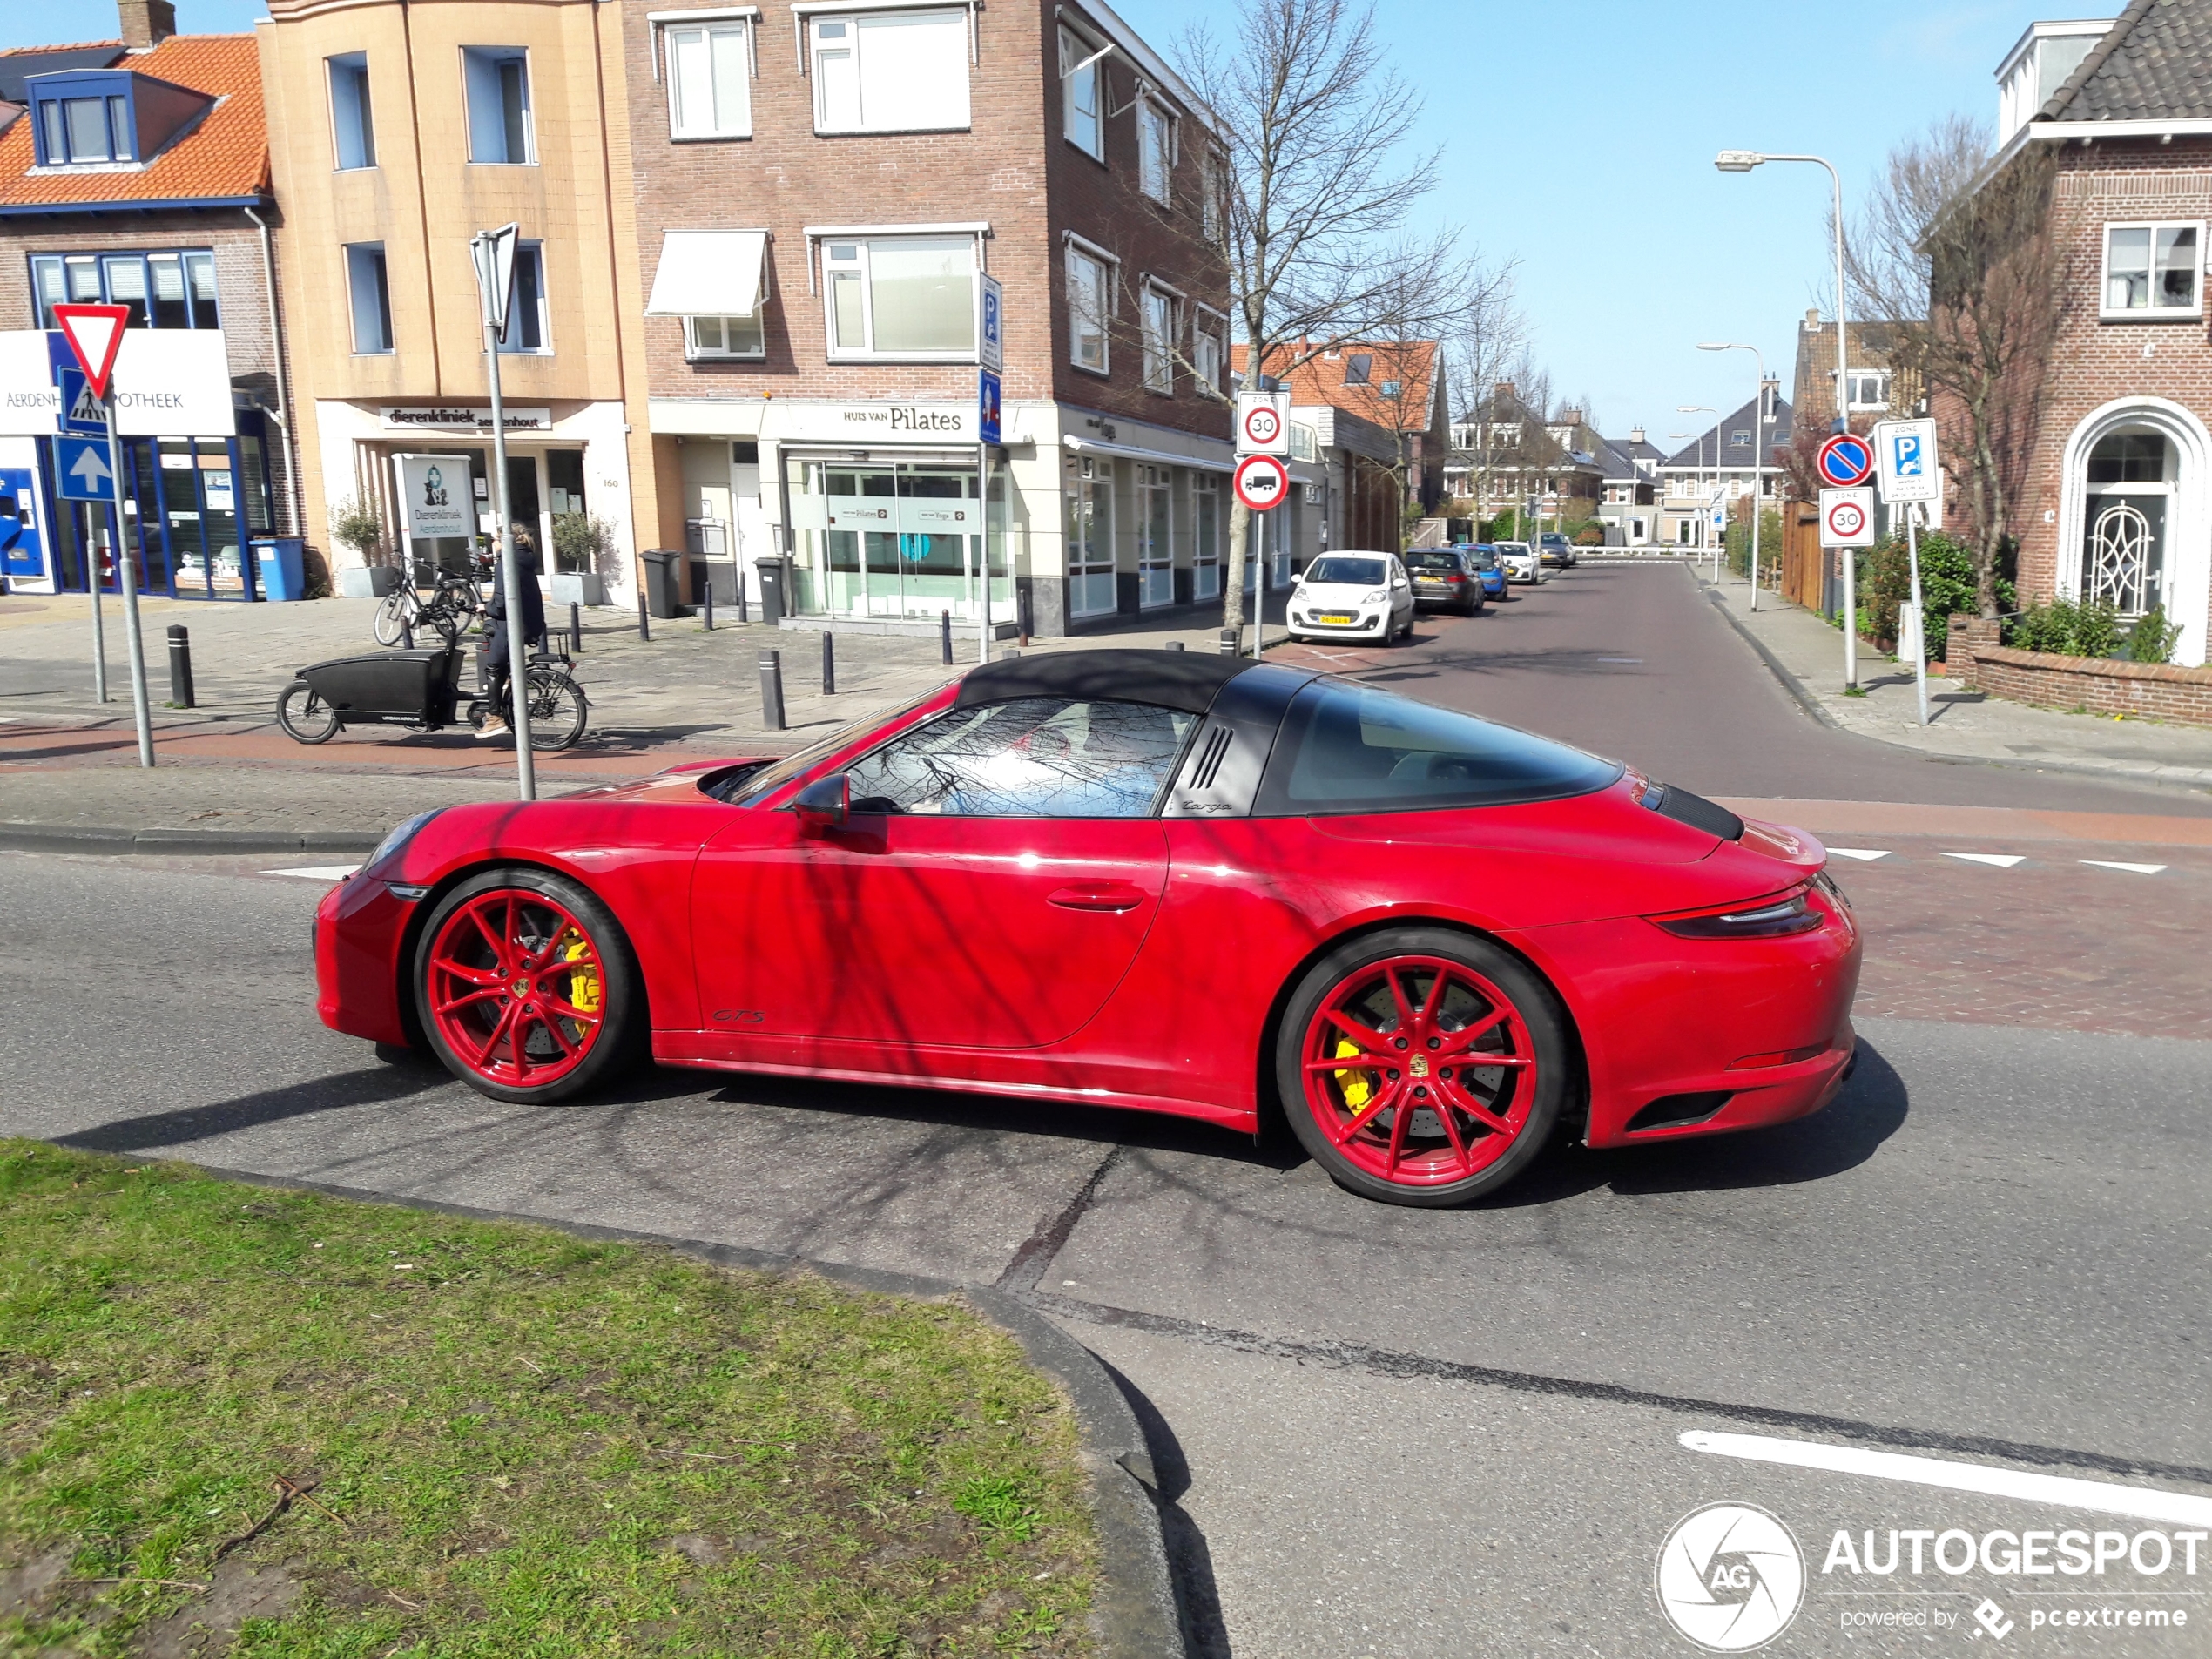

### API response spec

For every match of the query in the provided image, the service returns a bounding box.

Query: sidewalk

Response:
[0,590,1291,848]
[1694,566,2212,794]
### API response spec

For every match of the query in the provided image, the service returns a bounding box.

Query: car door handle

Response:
[1049,883,1150,913]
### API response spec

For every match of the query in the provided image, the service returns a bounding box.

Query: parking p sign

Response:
[1873,417,1939,504]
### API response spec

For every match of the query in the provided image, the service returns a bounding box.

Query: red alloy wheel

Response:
[1298,954,1539,1188]
[424,887,609,1089]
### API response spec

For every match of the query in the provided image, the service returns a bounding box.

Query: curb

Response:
[152,1160,1187,1659]
[0,825,386,855]
[1693,576,2212,796]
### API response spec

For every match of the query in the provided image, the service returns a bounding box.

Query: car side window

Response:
[843,696,1196,818]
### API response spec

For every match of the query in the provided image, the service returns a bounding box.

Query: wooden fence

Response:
[1777,502,1830,613]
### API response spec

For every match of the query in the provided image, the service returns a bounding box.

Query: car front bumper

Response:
[1291,609,1391,638]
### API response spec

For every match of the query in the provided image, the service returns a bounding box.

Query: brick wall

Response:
[1945,611,2212,725]
[624,0,1230,434]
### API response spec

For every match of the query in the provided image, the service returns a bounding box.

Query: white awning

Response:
[1062,433,1233,474]
[645,230,768,316]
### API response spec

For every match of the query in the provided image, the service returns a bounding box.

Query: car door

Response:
[691,695,1189,1050]
[1390,557,1414,628]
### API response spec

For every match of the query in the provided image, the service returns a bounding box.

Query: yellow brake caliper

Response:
[1336,1037,1375,1113]
[563,930,602,1019]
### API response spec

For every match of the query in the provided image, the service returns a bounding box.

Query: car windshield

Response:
[1305,556,1386,586]
[1405,552,1460,572]
[1257,679,1621,816]
[1467,549,1499,570]
[728,685,947,806]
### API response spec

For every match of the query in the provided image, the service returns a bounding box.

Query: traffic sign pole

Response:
[470,225,536,799]
[104,388,154,767]
[1906,504,1928,727]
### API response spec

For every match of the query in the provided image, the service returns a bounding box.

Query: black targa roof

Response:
[954,649,1258,716]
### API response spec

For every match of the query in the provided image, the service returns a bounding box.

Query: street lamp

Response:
[1717,149,1855,686]
[1677,406,1716,567]
[1700,342,1767,610]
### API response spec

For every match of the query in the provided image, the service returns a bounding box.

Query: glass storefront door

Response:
[1137,465,1173,608]
[791,458,1007,623]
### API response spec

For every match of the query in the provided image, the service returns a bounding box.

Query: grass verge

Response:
[0,1142,1095,1656]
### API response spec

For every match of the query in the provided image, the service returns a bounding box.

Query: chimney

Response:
[1629,426,1645,445]
[1493,380,1514,398]
[1804,307,1822,328]
[118,0,176,48]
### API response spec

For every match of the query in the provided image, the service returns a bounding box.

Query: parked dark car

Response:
[1538,532,1579,570]
[1403,547,1485,615]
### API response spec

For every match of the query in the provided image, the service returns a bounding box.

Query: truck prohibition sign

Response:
[1233,453,1290,512]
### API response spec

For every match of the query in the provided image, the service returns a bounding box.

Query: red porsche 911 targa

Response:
[315,651,1860,1206]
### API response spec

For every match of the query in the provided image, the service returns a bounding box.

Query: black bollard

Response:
[165,624,196,708]
[736,581,749,624]
[940,609,953,665]
[821,629,835,695]
[636,584,651,643]
[1217,628,1239,657]
[400,614,415,651]
[703,579,715,631]
[569,601,582,654]
[759,650,786,732]
[1018,586,1033,647]
[1165,639,1184,651]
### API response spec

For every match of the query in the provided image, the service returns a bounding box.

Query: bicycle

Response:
[278,641,589,751]
[371,559,489,647]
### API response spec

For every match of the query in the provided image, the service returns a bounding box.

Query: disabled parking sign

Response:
[1873,418,1939,504]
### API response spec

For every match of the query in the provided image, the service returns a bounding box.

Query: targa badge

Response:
[1656,1501,1804,1650]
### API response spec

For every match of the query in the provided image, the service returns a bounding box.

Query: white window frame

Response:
[496,241,551,354]
[1140,281,1177,395]
[1067,239,1112,376]
[1845,370,1891,411]
[327,52,375,172]
[1192,303,1226,398]
[807,8,970,136]
[665,17,754,139]
[1059,24,1104,161]
[819,233,978,361]
[1137,95,1173,206]
[2101,219,2205,320]
[344,242,393,355]
[685,314,765,360]
[462,45,535,165]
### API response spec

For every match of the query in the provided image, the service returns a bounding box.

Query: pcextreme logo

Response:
[1656,1502,1807,1651]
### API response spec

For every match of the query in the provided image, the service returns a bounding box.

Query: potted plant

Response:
[330,496,401,597]
[550,512,615,607]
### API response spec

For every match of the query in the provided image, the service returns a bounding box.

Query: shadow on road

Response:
[1494,1038,1911,1207]
[1092,1352,1232,1659]
[57,1060,456,1153]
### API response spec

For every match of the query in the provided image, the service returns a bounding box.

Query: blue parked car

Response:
[1460,543,1509,600]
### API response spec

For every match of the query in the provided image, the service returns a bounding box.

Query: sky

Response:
[12,0,2123,448]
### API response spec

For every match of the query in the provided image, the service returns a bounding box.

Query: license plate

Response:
[1318,611,1355,624]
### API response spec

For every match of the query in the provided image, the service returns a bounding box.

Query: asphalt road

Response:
[5,564,2209,1656]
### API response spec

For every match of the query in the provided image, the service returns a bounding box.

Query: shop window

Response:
[1068,243,1109,374]
[685,314,765,359]
[463,46,533,164]
[328,52,375,169]
[811,10,968,135]
[1066,455,1114,617]
[1193,473,1221,599]
[497,243,550,354]
[2102,222,2202,318]
[1060,26,1102,160]
[1138,98,1172,206]
[346,242,394,354]
[823,235,974,359]
[30,251,218,329]
[668,21,752,139]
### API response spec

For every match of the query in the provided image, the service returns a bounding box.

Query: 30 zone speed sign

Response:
[1818,487,1876,548]
[1233,453,1290,512]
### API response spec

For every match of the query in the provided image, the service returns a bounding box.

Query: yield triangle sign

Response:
[52,303,130,399]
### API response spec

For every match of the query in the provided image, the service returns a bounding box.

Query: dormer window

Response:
[1343,353,1372,385]
[27,68,214,170]
[42,93,132,163]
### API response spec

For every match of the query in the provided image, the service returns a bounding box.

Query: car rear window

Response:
[1405,552,1460,572]
[1305,556,1386,586]
[1255,680,1622,816]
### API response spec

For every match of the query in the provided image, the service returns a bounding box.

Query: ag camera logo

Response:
[1656,1502,1806,1650]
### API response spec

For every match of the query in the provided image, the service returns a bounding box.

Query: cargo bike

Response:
[276,642,589,750]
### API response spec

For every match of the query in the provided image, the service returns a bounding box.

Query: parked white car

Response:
[1286,552,1416,645]
[1494,542,1545,584]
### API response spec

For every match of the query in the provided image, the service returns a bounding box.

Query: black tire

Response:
[276,680,341,745]
[414,867,644,1104]
[1274,927,1569,1207]
[524,670,589,751]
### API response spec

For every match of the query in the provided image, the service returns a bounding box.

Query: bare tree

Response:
[1442,269,1526,516]
[1177,0,1471,637]
[1849,114,2062,616]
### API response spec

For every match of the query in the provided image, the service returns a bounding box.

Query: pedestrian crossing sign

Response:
[58,368,106,434]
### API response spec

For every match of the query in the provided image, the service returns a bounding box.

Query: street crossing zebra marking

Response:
[1825,848,1890,861]
[1942,853,2026,868]
[2080,860,2167,875]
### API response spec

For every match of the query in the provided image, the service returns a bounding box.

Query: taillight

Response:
[1650,885,1824,940]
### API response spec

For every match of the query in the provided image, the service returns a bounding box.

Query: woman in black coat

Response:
[476,531,546,739]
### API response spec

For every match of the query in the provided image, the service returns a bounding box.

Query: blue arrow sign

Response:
[56,434,115,501]
[57,368,106,435]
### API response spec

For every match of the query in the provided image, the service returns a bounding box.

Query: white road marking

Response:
[1942,853,2025,868]
[1825,848,1891,862]
[1681,1432,2212,1527]
[262,865,361,880]
[2080,860,2167,875]
[1596,657,1643,664]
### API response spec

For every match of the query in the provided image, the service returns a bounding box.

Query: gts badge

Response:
[712,1009,766,1023]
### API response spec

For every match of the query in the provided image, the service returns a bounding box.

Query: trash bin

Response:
[252,537,306,602]
[640,549,686,619]
[754,555,790,626]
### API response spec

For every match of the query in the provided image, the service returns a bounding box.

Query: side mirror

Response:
[793,772,849,832]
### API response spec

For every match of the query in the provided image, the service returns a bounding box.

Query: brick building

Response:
[0,1,299,600]
[1973,0,2212,667]
[1243,339,1447,559]
[625,0,1232,637]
